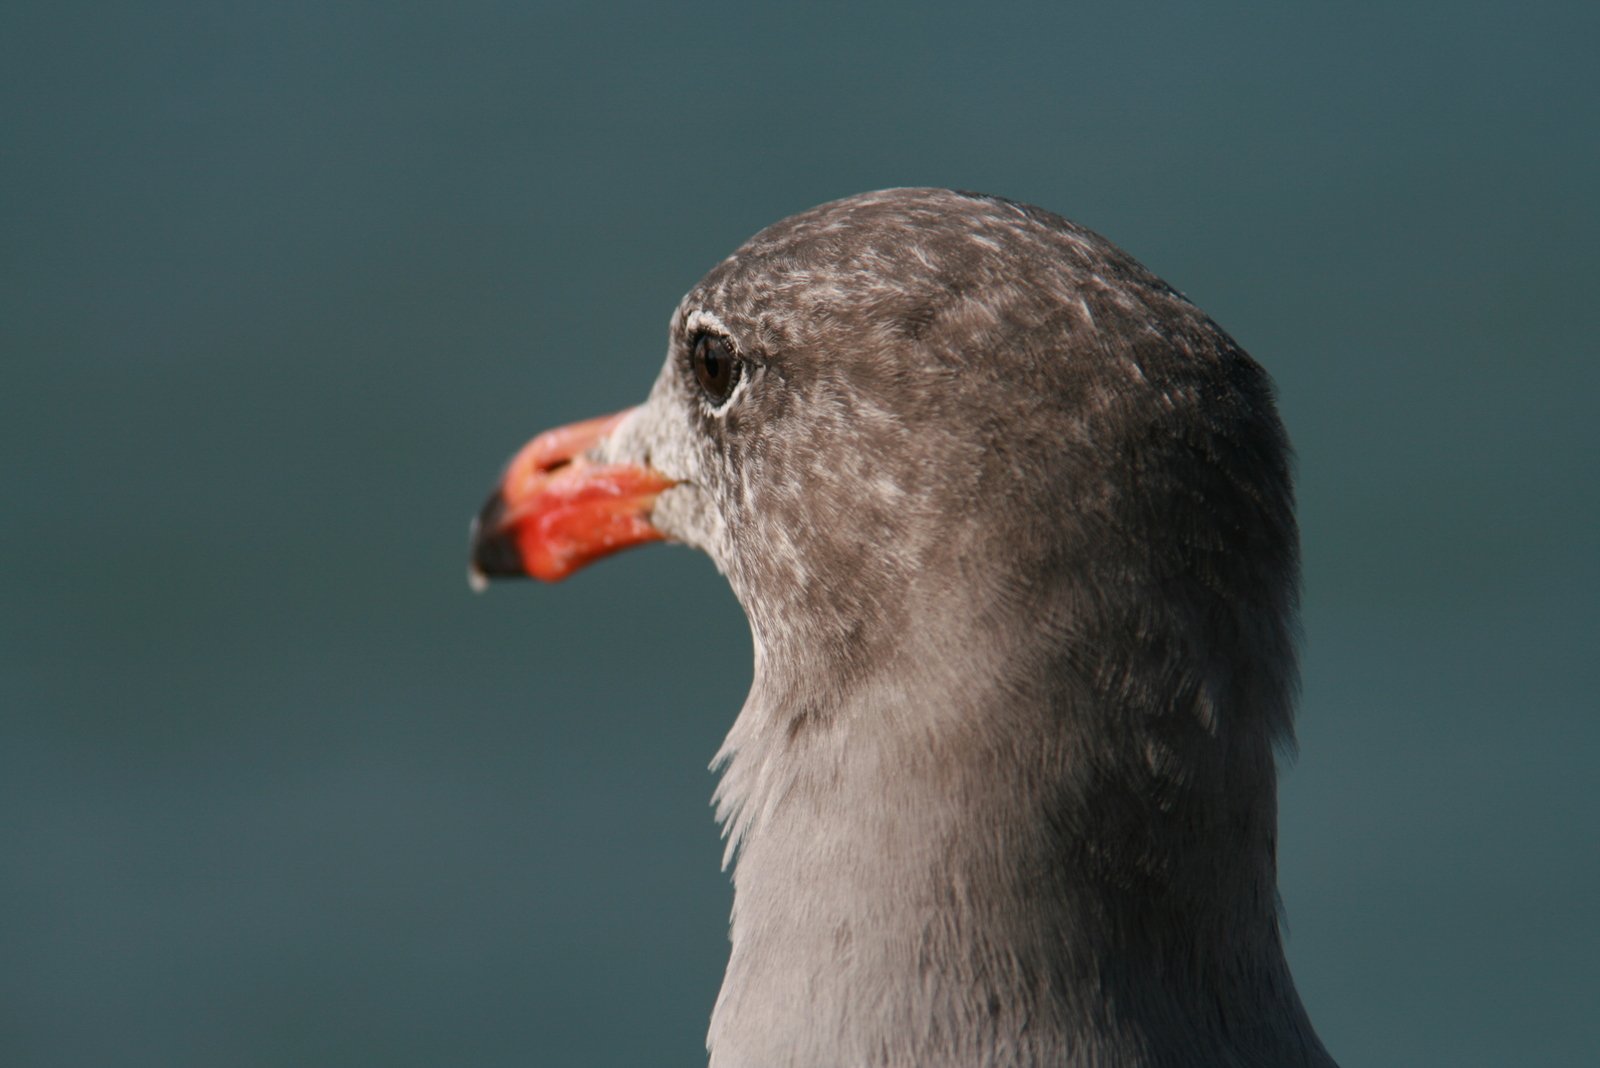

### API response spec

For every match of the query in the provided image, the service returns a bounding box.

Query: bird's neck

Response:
[706,645,1333,1068]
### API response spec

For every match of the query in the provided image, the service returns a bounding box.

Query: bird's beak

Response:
[469,408,677,587]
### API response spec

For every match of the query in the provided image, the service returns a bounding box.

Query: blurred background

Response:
[3,3,1596,1065]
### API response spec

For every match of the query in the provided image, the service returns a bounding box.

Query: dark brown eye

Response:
[691,333,740,405]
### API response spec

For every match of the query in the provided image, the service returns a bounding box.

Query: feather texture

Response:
[597,189,1336,1067]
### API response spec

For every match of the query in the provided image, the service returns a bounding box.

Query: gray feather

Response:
[599,188,1336,1067]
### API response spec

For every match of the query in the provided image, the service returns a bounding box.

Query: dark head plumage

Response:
[472,188,1335,1068]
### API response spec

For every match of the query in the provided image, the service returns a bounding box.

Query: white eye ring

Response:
[690,332,741,406]
[682,310,751,415]
[685,309,732,337]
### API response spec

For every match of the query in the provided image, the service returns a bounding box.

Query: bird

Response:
[469,188,1338,1067]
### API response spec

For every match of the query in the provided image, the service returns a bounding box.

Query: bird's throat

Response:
[706,677,1327,1068]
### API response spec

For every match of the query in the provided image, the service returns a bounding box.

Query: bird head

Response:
[471,188,1298,732]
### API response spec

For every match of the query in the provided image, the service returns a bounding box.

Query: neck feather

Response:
[706,630,1333,1068]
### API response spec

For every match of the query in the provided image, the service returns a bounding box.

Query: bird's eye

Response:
[690,333,740,406]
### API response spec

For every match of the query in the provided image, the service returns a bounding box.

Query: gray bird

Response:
[470,188,1338,1067]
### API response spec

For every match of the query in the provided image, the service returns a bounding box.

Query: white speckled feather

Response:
[594,189,1335,1068]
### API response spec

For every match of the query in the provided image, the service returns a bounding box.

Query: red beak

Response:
[469,409,677,584]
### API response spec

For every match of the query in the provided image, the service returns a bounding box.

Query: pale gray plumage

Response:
[594,188,1337,1067]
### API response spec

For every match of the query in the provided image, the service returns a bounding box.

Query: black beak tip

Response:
[468,491,527,588]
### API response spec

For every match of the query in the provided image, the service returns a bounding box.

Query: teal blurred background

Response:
[3,3,1596,1065]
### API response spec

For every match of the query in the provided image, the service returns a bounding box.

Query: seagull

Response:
[469,188,1338,1067]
